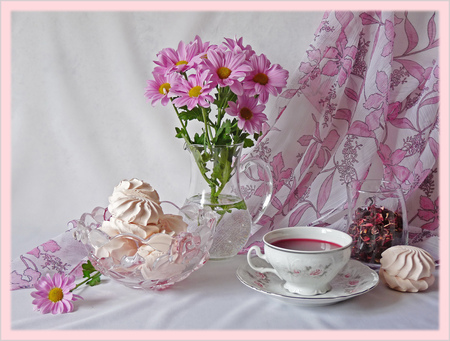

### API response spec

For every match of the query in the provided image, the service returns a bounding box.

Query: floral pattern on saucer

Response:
[236,258,379,306]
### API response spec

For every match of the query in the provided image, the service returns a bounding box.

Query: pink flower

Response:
[145,71,181,106]
[191,35,217,63]
[243,54,289,104]
[171,70,215,110]
[226,95,267,134]
[154,40,198,73]
[417,196,439,230]
[31,273,82,314]
[203,49,251,95]
[222,36,255,61]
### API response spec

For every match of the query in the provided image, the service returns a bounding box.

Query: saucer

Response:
[236,258,379,307]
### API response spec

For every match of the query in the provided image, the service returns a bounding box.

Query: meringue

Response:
[95,178,188,279]
[379,245,435,292]
[108,179,163,225]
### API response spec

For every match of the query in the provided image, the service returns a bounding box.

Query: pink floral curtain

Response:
[243,11,440,262]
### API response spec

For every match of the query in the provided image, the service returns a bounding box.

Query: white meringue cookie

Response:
[112,178,161,202]
[108,195,163,225]
[158,214,188,235]
[379,245,435,292]
[100,217,160,239]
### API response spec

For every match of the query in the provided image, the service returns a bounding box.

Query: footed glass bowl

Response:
[71,201,216,290]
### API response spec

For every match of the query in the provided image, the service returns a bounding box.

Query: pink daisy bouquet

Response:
[145,36,288,202]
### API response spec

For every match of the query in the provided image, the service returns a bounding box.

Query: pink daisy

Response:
[171,70,215,110]
[31,273,82,314]
[145,71,180,106]
[190,35,217,64]
[203,49,251,95]
[226,95,267,134]
[243,53,289,104]
[222,36,255,61]
[154,40,198,73]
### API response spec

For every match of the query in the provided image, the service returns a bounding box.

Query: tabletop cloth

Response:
[10,255,440,332]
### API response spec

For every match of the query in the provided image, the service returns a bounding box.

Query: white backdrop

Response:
[11,10,325,258]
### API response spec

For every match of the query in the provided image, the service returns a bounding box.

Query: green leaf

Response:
[87,273,102,287]
[243,138,254,148]
[193,133,205,145]
[175,127,184,139]
[82,260,97,277]
[178,107,203,121]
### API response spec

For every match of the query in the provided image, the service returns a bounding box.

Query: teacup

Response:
[247,226,352,296]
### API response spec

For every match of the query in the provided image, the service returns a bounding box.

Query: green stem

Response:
[201,107,214,146]
[70,271,100,292]
[173,104,191,143]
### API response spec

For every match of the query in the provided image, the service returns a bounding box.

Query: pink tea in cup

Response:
[271,238,342,251]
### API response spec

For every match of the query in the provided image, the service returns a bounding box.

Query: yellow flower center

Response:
[189,86,203,98]
[158,82,171,95]
[176,60,188,66]
[217,67,232,79]
[48,287,64,303]
[240,107,253,121]
[253,73,269,85]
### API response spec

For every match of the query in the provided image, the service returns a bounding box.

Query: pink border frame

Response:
[1,1,449,340]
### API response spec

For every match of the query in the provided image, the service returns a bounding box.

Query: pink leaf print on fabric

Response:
[301,142,319,174]
[272,196,284,211]
[419,96,440,109]
[426,13,439,48]
[317,172,334,212]
[322,30,358,87]
[387,101,401,120]
[286,172,313,211]
[364,93,385,110]
[428,137,439,159]
[335,11,354,28]
[270,152,292,195]
[404,13,419,54]
[377,143,410,182]
[289,203,313,227]
[387,102,415,129]
[366,108,384,131]
[317,130,340,167]
[42,240,61,253]
[395,59,426,85]
[335,108,352,121]
[418,196,439,230]
[348,121,376,138]
[381,19,395,57]
[390,118,416,130]
[11,268,42,290]
[360,12,380,25]
[344,87,359,102]
[376,70,389,94]
[27,247,40,258]
[427,15,436,44]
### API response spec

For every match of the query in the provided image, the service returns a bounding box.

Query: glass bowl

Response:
[71,201,216,290]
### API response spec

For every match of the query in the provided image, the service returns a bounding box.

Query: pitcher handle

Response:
[240,157,273,225]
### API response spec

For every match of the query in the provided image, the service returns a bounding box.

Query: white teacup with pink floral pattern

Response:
[247,226,352,296]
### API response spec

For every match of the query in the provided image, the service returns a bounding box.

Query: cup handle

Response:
[240,157,273,225]
[247,245,282,279]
